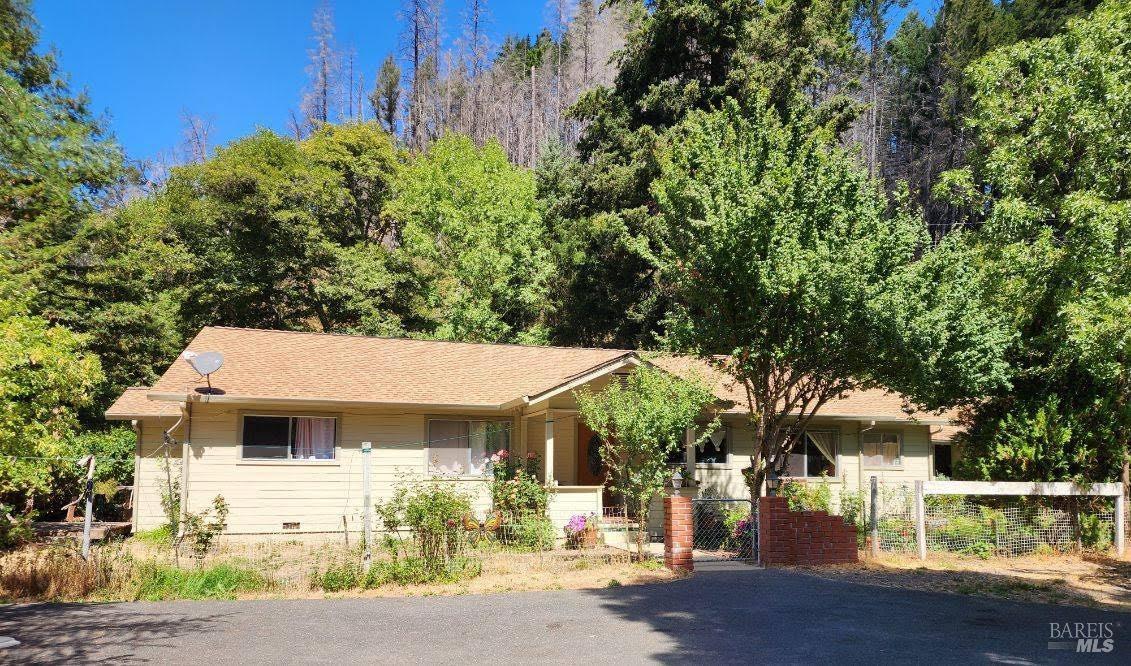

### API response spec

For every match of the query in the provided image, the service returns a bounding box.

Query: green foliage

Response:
[132,525,173,547]
[949,1,1131,482]
[0,504,33,550]
[1079,513,1113,552]
[376,478,474,574]
[489,451,548,518]
[390,135,553,343]
[499,514,556,551]
[131,561,269,600]
[575,364,717,557]
[0,306,103,498]
[367,555,481,587]
[178,495,229,561]
[651,98,1009,495]
[781,480,832,514]
[312,559,362,592]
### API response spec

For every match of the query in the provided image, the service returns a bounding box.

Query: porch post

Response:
[544,409,555,485]
[684,427,695,487]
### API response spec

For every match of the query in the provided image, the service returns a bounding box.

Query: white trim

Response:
[238,412,341,462]
[922,481,1122,497]
[505,354,640,410]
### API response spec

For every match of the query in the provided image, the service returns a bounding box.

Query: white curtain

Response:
[807,431,837,465]
[294,417,335,459]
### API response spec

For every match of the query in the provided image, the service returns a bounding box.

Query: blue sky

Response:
[34,0,938,163]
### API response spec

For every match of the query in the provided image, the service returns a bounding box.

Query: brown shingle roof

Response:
[105,387,181,420]
[648,356,953,422]
[147,327,632,408]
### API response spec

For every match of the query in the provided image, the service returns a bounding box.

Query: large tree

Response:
[650,98,1011,497]
[942,0,1131,486]
[388,135,553,343]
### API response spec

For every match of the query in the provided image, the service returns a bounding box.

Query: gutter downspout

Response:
[177,399,193,537]
[130,420,143,532]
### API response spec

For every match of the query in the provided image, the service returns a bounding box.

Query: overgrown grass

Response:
[0,543,271,601]
[132,525,174,546]
[131,561,271,600]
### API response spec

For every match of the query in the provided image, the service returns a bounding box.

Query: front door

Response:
[577,422,615,508]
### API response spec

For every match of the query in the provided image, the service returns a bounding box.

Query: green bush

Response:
[0,506,34,551]
[377,478,475,573]
[499,514,555,551]
[1080,514,1113,552]
[365,555,481,586]
[312,560,363,592]
[130,562,269,600]
[781,479,831,513]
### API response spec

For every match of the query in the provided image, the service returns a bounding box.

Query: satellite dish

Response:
[182,351,224,393]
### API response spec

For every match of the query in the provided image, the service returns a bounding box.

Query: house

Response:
[105,326,954,538]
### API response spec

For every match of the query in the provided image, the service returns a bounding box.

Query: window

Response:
[697,427,728,464]
[862,432,902,468]
[427,419,510,476]
[241,415,336,460]
[785,431,837,478]
[665,427,728,465]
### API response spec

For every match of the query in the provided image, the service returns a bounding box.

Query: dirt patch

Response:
[787,551,1131,612]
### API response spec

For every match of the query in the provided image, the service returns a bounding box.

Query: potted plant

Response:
[564,513,598,549]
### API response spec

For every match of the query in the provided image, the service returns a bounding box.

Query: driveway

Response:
[1,567,1126,664]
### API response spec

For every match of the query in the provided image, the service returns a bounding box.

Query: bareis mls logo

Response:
[1048,622,1115,653]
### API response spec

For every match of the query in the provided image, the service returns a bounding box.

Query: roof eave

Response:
[147,391,507,412]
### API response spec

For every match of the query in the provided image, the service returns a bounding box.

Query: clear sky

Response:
[33,0,939,164]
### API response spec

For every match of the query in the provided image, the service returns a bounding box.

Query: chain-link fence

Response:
[691,498,756,561]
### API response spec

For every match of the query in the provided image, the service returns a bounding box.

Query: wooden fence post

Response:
[1115,491,1125,558]
[869,476,879,558]
[914,480,926,561]
[80,455,95,559]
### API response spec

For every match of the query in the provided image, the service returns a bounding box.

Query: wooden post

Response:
[869,476,879,559]
[1115,491,1125,558]
[80,455,95,559]
[914,480,927,561]
[544,410,554,485]
[683,427,695,489]
[362,441,372,574]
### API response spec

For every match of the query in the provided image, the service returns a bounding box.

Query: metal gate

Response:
[691,498,757,562]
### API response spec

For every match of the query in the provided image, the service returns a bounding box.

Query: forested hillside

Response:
[0,0,1127,507]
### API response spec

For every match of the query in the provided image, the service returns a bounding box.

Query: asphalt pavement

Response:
[1,566,1126,664]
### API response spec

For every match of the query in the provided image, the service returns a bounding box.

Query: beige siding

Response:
[137,403,598,536]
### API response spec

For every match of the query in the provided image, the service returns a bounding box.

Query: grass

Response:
[131,562,271,600]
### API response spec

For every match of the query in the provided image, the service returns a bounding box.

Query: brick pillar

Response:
[664,495,693,572]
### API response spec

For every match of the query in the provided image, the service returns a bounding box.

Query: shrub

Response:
[377,478,474,574]
[365,555,480,587]
[1080,513,1113,552]
[781,478,831,513]
[490,468,550,518]
[312,560,362,592]
[0,505,34,551]
[500,514,555,551]
[178,495,229,562]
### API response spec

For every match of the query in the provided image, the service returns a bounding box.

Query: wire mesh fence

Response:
[849,481,1123,558]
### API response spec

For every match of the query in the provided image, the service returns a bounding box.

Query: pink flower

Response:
[526,452,537,459]
[490,453,500,463]
[497,450,511,459]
